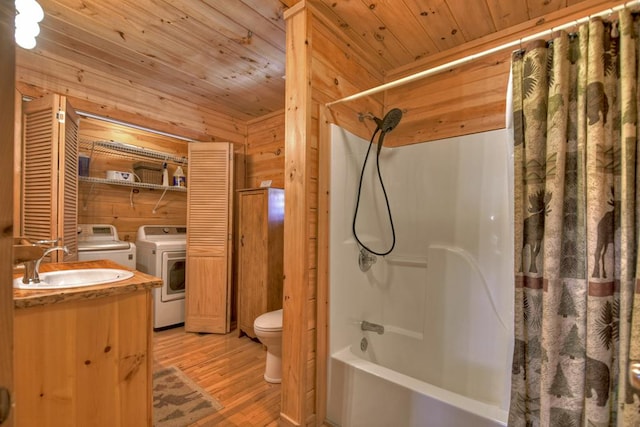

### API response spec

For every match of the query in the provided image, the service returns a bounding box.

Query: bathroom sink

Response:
[13,268,134,289]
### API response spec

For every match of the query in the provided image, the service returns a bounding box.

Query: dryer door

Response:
[161,250,186,302]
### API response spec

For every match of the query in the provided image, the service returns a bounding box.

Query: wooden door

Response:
[0,2,14,425]
[21,94,79,262]
[185,142,233,333]
[238,190,267,337]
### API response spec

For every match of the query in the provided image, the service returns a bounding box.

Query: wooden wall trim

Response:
[0,2,14,425]
[281,3,312,425]
[13,89,21,243]
[315,105,330,426]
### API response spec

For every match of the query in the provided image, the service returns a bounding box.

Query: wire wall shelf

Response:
[80,139,188,165]
[78,176,187,192]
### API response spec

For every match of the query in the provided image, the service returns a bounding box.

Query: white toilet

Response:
[253,309,284,384]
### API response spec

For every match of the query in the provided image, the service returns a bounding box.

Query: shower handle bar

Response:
[361,320,384,335]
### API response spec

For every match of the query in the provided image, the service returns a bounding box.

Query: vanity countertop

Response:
[13,259,162,309]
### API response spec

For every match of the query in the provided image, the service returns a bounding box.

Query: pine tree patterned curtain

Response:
[509,10,640,426]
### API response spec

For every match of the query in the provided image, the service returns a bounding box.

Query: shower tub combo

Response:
[328,125,513,426]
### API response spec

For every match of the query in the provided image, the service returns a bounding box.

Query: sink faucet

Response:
[15,238,69,284]
[27,246,70,284]
[361,320,384,335]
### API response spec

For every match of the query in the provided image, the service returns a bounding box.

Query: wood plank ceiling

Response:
[24,0,618,121]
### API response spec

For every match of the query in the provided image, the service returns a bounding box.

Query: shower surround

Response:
[327,125,514,426]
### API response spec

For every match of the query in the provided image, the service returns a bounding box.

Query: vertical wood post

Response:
[281,2,312,425]
[315,105,331,426]
[0,2,14,425]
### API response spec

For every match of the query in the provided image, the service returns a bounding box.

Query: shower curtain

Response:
[509,10,640,426]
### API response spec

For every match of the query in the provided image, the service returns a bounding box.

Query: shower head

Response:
[374,108,403,133]
[373,108,403,156]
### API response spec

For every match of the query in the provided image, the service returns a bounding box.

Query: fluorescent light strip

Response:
[77,110,194,142]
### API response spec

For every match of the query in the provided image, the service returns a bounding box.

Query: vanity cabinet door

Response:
[14,291,153,427]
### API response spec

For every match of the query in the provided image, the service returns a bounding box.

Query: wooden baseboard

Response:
[278,412,301,427]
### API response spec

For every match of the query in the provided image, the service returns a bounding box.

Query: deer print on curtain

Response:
[521,190,552,274]
[592,188,620,279]
[509,10,640,427]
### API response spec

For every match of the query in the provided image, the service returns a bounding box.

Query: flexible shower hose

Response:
[352,128,396,256]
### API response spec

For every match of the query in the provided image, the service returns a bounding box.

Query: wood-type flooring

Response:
[153,326,280,426]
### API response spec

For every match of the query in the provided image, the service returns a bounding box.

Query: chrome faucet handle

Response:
[358,248,377,272]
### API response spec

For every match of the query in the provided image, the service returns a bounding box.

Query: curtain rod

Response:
[325,0,639,108]
[77,110,194,142]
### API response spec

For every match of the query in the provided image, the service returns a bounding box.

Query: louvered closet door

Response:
[60,101,79,260]
[185,142,233,333]
[22,94,79,262]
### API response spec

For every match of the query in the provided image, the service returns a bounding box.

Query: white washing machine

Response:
[136,225,187,330]
[77,224,136,269]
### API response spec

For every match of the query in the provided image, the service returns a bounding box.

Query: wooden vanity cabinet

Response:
[14,289,153,427]
[237,188,284,338]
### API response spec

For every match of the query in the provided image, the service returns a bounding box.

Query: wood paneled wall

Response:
[246,110,286,189]
[385,50,510,146]
[77,118,189,242]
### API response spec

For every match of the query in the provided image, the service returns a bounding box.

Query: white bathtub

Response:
[328,346,508,427]
[328,126,513,427]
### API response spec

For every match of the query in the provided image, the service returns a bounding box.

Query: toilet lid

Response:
[254,309,283,331]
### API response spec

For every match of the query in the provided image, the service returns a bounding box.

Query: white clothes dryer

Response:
[136,225,187,329]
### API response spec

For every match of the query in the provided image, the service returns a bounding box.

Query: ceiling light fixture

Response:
[14,0,44,50]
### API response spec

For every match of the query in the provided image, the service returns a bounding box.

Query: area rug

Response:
[153,365,223,427]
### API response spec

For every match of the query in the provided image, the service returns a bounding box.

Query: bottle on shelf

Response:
[162,163,169,186]
[173,166,186,187]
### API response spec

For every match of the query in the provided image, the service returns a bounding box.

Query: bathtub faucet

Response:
[361,320,384,335]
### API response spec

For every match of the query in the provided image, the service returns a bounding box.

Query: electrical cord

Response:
[352,128,396,256]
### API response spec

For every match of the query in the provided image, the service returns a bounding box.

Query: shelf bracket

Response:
[81,181,96,210]
[152,188,169,214]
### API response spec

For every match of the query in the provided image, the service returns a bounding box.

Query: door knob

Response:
[630,361,640,390]
[0,387,10,424]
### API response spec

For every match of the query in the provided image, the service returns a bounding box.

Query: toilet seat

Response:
[254,309,283,332]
